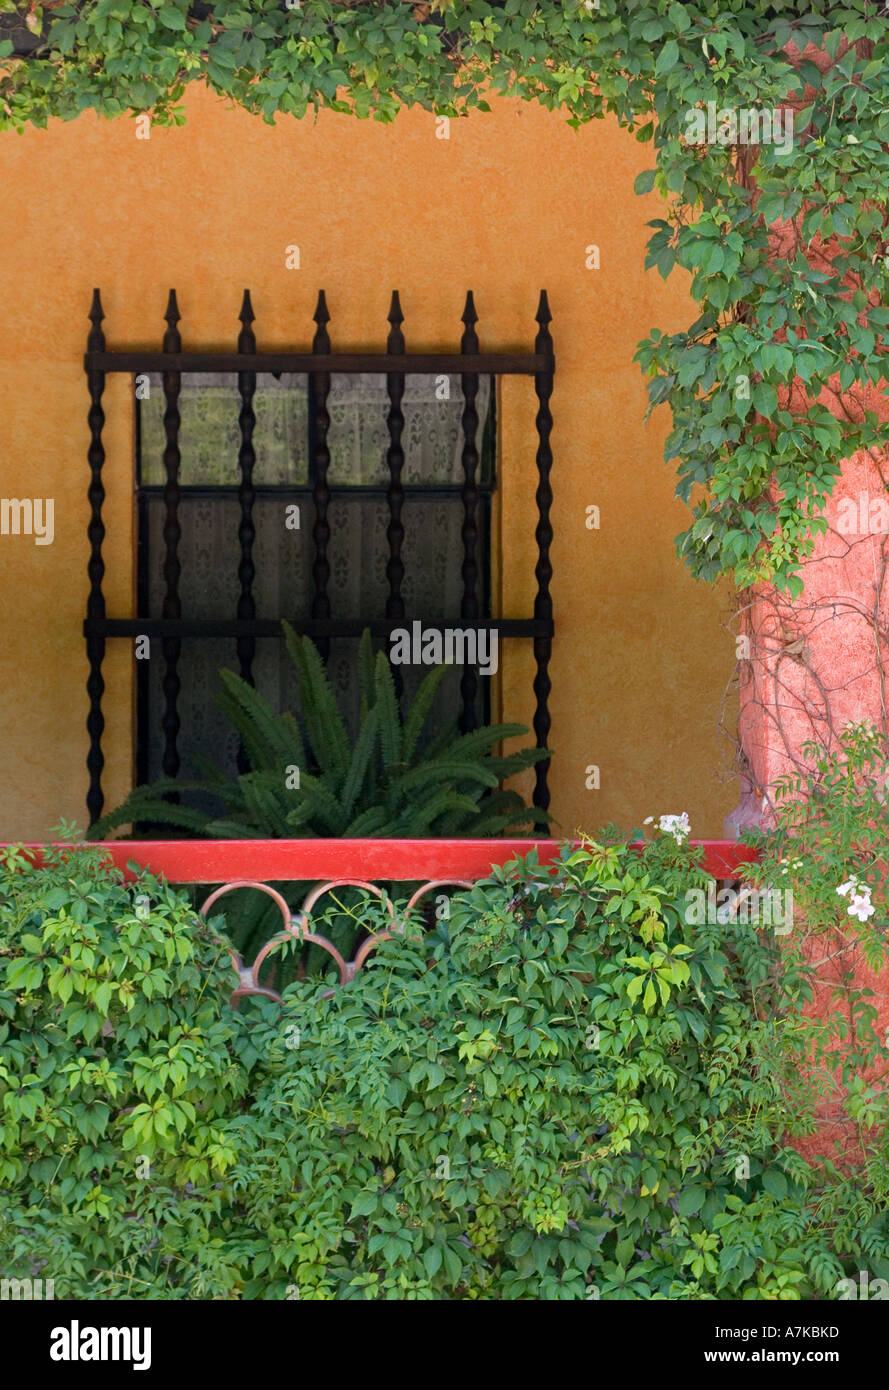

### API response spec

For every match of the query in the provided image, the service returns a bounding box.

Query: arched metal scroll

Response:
[200,877,474,1005]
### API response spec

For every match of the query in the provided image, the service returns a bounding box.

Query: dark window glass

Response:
[136,372,495,784]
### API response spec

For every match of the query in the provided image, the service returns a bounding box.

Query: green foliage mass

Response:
[88,625,550,839]
[3,2,889,588]
[3,803,889,1299]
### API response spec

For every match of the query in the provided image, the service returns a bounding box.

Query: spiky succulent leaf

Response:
[282,622,350,786]
[202,817,269,839]
[485,747,553,779]
[213,670,296,772]
[422,718,464,763]
[401,663,447,763]
[239,772,294,836]
[340,705,380,822]
[88,781,215,839]
[283,772,347,835]
[445,723,530,761]
[343,804,400,837]
[373,651,402,771]
[392,760,498,797]
[405,791,481,835]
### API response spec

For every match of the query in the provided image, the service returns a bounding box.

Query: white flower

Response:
[838,872,875,920]
[847,893,875,923]
[643,817,654,825]
[657,813,690,843]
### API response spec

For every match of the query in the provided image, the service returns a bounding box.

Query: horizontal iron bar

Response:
[84,617,554,639]
[85,351,554,376]
[138,483,496,498]
[12,840,759,884]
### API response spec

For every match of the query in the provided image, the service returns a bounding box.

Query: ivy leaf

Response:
[669,3,691,32]
[762,1169,787,1201]
[752,383,778,417]
[441,1244,463,1283]
[655,40,680,76]
[350,1191,378,1218]
[678,1185,707,1216]
[158,6,187,30]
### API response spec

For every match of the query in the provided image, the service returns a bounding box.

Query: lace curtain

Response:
[139,372,492,783]
[140,372,492,487]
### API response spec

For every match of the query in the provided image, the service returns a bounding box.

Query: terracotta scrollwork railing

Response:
[199,876,473,1004]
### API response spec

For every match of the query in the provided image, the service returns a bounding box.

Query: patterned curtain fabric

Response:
[139,372,491,487]
[139,372,492,783]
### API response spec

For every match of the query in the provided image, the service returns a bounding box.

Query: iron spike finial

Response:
[461,291,479,354]
[89,288,104,327]
[239,288,255,325]
[387,292,404,354]
[238,290,256,353]
[313,289,330,327]
[163,290,181,353]
[312,291,331,352]
[88,289,105,351]
[388,290,403,327]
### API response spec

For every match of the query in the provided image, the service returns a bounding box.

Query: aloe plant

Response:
[88,625,551,840]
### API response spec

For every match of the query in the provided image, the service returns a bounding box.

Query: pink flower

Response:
[847,893,875,923]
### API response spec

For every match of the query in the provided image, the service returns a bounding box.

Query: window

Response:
[135,371,494,785]
[83,287,554,825]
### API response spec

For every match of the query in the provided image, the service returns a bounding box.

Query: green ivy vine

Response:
[3,0,889,592]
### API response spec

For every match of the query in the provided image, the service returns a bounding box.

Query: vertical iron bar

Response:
[532,291,554,813]
[161,290,182,787]
[480,373,495,729]
[86,289,106,826]
[134,375,148,788]
[310,291,332,663]
[385,291,406,698]
[236,290,257,773]
[459,291,480,732]
[135,488,150,790]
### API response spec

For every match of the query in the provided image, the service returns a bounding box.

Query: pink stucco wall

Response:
[737,437,889,1162]
[737,446,889,823]
[734,40,889,1155]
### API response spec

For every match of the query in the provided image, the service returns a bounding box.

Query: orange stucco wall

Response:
[0,86,736,841]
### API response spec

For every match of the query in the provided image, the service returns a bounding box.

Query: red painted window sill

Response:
[9,838,758,883]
